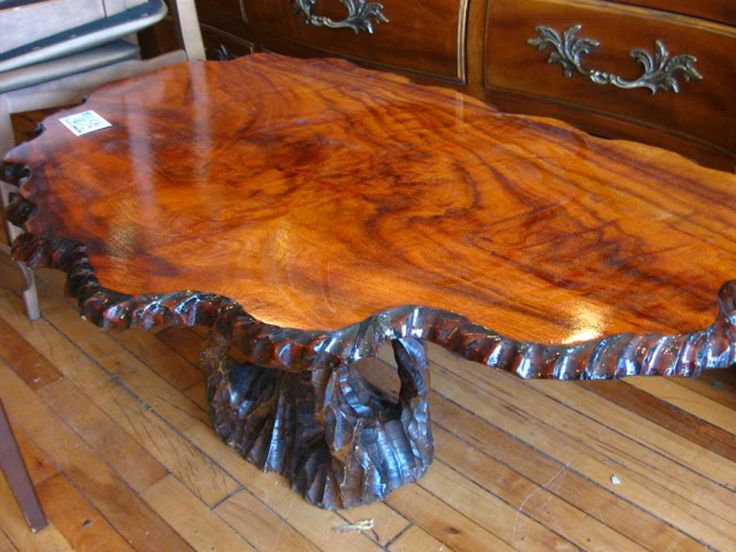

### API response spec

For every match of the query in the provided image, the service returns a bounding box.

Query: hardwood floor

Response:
[0,263,734,551]
[2,108,736,552]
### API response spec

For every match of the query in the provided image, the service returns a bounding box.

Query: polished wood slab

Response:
[5,54,735,343]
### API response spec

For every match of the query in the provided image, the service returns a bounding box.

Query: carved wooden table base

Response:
[3,55,735,509]
[204,333,432,508]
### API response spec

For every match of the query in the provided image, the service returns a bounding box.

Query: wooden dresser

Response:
[192,0,735,171]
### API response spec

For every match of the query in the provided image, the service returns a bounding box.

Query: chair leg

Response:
[170,0,206,61]
[1,97,16,246]
[0,180,40,321]
[19,266,40,321]
[0,400,47,533]
[0,100,41,321]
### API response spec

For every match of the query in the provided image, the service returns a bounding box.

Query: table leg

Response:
[0,400,47,533]
[201,332,434,510]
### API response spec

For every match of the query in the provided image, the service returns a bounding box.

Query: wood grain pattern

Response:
[5,54,735,339]
[3,54,735,509]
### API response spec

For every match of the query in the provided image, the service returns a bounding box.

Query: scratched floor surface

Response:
[2,113,736,551]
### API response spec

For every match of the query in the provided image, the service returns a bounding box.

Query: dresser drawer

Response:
[244,0,469,82]
[610,0,736,26]
[200,24,254,60]
[484,0,736,158]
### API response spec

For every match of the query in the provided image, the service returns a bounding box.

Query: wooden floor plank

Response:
[431,345,736,501]
[182,380,208,411]
[15,430,60,487]
[112,330,204,392]
[0,476,73,552]
[36,474,134,552]
[0,357,194,552]
[0,317,62,390]
[37,378,168,494]
[431,428,644,551]
[2,264,735,551]
[215,489,319,552]
[0,528,18,552]
[674,370,736,412]
[340,502,411,546]
[386,484,513,551]
[430,394,704,551]
[428,351,733,549]
[419,461,578,550]
[156,327,206,367]
[626,377,736,436]
[1,288,239,508]
[583,380,736,466]
[214,456,385,552]
[142,475,255,552]
[524,378,736,490]
[387,525,447,552]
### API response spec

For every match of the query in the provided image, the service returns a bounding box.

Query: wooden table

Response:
[3,54,735,511]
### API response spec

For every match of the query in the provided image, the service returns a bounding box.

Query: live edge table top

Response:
[4,54,736,344]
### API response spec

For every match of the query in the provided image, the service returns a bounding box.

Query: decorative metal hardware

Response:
[292,0,388,34]
[528,24,702,95]
[214,45,235,61]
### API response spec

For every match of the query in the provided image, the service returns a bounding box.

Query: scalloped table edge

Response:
[5,157,735,379]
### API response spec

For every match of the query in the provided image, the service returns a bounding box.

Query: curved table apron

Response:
[4,54,735,510]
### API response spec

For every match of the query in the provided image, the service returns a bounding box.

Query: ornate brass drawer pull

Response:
[293,0,388,34]
[528,24,702,95]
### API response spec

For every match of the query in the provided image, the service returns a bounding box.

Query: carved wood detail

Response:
[3,55,735,509]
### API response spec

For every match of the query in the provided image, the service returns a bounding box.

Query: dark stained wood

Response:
[193,0,253,39]
[485,0,736,161]
[244,0,467,81]
[610,0,736,25]
[4,54,736,510]
[192,0,736,170]
[199,24,255,60]
[485,88,736,172]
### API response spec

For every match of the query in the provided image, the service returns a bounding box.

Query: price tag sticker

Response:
[59,110,112,136]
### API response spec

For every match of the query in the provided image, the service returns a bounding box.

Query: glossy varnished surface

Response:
[6,54,736,341]
[485,0,736,165]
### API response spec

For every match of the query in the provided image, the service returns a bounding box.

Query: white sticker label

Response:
[59,110,112,136]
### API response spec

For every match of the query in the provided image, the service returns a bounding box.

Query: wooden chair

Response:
[0,0,205,320]
[0,399,47,533]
